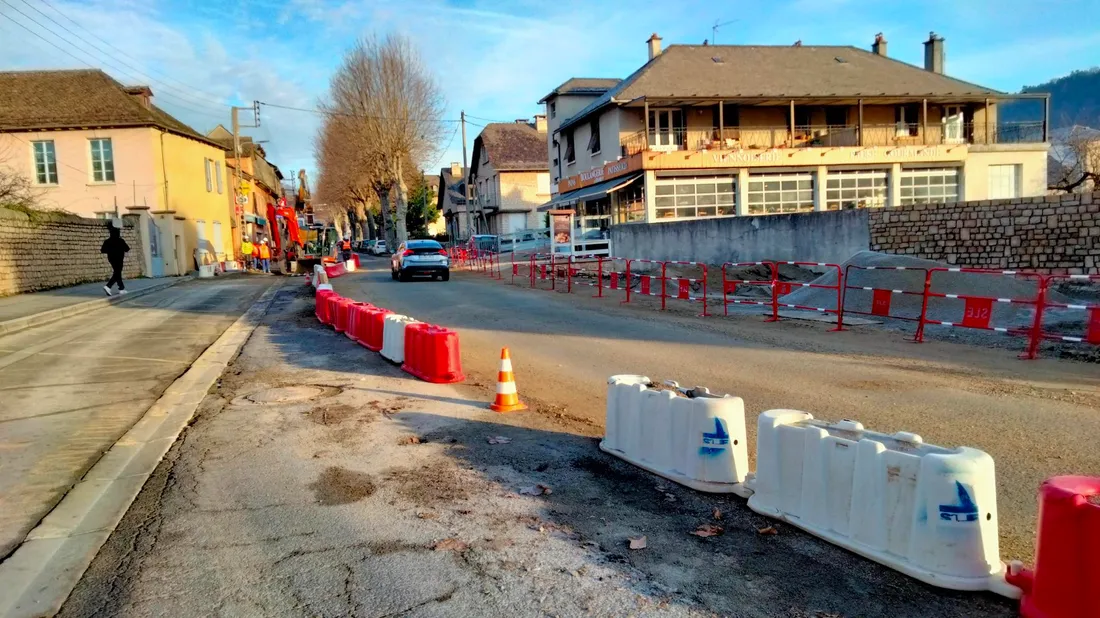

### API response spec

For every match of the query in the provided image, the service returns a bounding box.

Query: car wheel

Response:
[441,270,450,282]
[399,270,409,282]
[390,268,397,280]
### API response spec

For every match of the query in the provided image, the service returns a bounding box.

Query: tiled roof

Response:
[558,44,1003,133]
[472,122,548,174]
[0,69,224,148]
[538,77,621,103]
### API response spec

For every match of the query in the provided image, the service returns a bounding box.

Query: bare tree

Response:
[0,148,40,210]
[1048,122,1100,193]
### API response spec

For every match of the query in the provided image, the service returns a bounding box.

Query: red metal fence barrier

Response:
[664,260,710,316]
[914,268,1043,345]
[625,259,666,308]
[721,261,779,321]
[1023,274,1100,359]
[842,265,929,323]
[774,262,846,332]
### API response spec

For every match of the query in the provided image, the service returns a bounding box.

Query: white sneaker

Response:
[104,286,112,296]
[118,289,129,295]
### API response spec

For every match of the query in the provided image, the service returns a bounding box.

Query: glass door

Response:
[648,109,683,150]
[944,105,965,143]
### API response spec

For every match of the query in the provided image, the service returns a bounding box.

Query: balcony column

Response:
[718,102,724,143]
[984,97,991,144]
[1043,96,1050,142]
[643,99,650,147]
[858,99,864,147]
[789,99,795,146]
[922,98,928,144]
[813,166,826,212]
[888,163,902,207]
[735,168,749,217]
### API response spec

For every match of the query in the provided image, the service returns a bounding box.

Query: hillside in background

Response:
[999,68,1100,127]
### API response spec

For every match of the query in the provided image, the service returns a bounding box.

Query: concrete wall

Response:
[611,209,871,265]
[0,207,144,297]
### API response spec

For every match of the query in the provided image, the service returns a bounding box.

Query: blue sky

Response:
[2,0,1098,183]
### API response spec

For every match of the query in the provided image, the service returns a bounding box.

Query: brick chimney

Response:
[647,33,662,61]
[923,32,944,74]
[534,114,547,134]
[449,161,461,177]
[872,32,887,57]
[124,85,153,108]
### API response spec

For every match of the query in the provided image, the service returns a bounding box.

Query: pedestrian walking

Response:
[340,236,352,263]
[241,237,254,270]
[259,238,271,273]
[252,240,261,271]
[101,221,130,296]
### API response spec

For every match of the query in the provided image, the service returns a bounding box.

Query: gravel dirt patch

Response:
[309,466,377,505]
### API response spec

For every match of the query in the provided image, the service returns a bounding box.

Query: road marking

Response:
[30,352,191,365]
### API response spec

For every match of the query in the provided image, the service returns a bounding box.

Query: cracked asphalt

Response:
[60,283,1022,617]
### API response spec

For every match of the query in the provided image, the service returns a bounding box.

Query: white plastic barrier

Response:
[600,375,750,496]
[747,410,1015,596]
[312,264,329,287]
[316,283,333,293]
[380,314,419,363]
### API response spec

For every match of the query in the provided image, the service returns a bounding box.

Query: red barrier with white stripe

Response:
[842,265,929,323]
[625,259,666,308]
[914,268,1043,344]
[774,262,846,332]
[721,261,779,321]
[1023,273,1100,359]
[663,261,710,316]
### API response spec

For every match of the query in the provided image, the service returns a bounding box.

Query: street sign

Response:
[277,197,287,208]
[235,194,248,205]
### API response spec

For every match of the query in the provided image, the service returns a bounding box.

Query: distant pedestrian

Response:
[252,240,261,270]
[241,237,254,270]
[101,221,130,296]
[340,237,352,262]
[259,238,271,273]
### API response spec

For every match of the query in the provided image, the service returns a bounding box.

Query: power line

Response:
[0,1,229,120]
[258,100,466,123]
[427,124,460,171]
[463,113,515,124]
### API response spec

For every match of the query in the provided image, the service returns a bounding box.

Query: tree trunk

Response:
[364,203,376,240]
[346,207,359,241]
[378,186,396,248]
[393,158,409,244]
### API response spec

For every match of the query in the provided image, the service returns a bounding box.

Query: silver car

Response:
[391,240,450,281]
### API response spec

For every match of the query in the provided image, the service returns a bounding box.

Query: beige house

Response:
[539,78,621,197]
[541,33,1051,234]
[0,69,234,276]
[468,119,551,234]
[437,162,468,240]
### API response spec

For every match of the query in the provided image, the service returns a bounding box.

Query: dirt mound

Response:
[781,251,1076,330]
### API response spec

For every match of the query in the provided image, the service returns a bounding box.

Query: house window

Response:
[587,119,601,154]
[825,169,888,210]
[746,173,814,215]
[896,104,920,137]
[648,109,683,148]
[549,101,556,118]
[900,167,959,204]
[564,132,575,164]
[987,164,1020,199]
[32,140,58,185]
[654,176,736,219]
[215,161,224,194]
[89,138,115,182]
[204,158,212,192]
[614,181,646,224]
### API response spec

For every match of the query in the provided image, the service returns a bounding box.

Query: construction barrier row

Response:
[310,279,464,384]
[460,253,1099,360]
[600,377,1017,598]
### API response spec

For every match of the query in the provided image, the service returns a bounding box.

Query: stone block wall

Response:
[869,192,1100,274]
[0,207,144,297]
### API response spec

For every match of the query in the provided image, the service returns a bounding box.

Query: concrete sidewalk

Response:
[0,277,186,336]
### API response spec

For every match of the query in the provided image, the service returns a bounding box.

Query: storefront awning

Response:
[538,172,642,211]
[243,213,268,226]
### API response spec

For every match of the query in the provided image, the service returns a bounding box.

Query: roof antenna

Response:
[793,39,802,46]
[712,18,738,44]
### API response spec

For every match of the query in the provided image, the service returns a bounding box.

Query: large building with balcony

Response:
[539,33,1050,239]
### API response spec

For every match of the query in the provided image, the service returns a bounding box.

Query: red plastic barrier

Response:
[664,260,710,316]
[345,302,374,342]
[350,253,361,269]
[359,307,393,352]
[842,265,929,323]
[1006,476,1100,618]
[315,290,337,324]
[915,267,1042,345]
[401,323,465,383]
[1023,274,1100,359]
[721,261,779,321]
[332,297,358,333]
[324,262,347,279]
[773,261,846,332]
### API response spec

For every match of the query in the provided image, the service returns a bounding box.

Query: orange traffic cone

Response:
[489,347,527,413]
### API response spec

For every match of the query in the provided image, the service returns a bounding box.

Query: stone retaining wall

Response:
[0,208,144,297]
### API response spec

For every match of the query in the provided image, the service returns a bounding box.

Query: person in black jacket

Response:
[101,222,130,296]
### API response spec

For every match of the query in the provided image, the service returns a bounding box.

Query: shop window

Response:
[745,173,813,215]
[654,176,736,220]
[825,169,888,210]
[900,167,959,204]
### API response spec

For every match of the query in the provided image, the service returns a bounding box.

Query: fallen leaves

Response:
[628,535,648,550]
[519,484,552,496]
[416,511,438,520]
[486,436,511,445]
[397,435,421,445]
[432,538,468,551]
[757,525,779,536]
[712,507,723,520]
[690,524,725,538]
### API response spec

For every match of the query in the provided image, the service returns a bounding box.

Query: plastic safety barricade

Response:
[773,262,846,331]
[332,297,358,333]
[914,268,1043,346]
[380,314,420,363]
[748,411,1016,596]
[345,302,373,342]
[601,375,750,496]
[721,261,778,321]
[1022,274,1100,359]
[663,260,710,316]
[624,259,666,308]
[359,307,393,352]
[324,261,346,279]
[401,323,465,384]
[315,289,337,324]
[842,265,929,323]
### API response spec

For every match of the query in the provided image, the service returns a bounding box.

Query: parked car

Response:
[369,240,388,256]
[391,239,449,281]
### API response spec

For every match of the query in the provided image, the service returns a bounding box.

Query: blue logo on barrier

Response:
[699,418,730,456]
[939,481,980,523]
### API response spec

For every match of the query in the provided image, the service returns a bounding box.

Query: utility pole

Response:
[231,103,259,253]
[460,110,471,239]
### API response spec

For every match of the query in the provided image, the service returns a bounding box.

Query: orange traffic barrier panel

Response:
[489,347,527,413]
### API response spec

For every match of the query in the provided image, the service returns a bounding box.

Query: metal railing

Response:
[620,121,1046,155]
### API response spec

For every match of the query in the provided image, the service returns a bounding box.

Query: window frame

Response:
[587,119,601,155]
[745,173,814,215]
[31,140,58,185]
[899,167,960,205]
[88,138,115,183]
[824,169,888,210]
[215,160,224,194]
[653,175,737,220]
[204,158,213,192]
[549,101,556,119]
[564,131,575,164]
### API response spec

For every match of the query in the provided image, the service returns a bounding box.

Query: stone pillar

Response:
[121,212,150,277]
[736,168,750,216]
[888,163,902,207]
[813,165,827,212]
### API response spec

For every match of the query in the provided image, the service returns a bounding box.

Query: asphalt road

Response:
[64,284,1018,617]
[333,257,1100,565]
[0,276,271,561]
